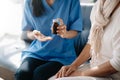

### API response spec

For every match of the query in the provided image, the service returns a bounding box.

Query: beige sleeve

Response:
[110,16,120,71]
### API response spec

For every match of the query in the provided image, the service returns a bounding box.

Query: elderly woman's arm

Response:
[70,61,117,77]
[56,44,91,78]
[71,26,120,77]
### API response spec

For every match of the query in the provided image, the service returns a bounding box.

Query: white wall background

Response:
[0,0,23,35]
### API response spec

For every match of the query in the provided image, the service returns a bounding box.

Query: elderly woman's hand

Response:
[56,64,77,78]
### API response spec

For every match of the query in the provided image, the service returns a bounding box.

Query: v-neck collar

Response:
[43,0,58,12]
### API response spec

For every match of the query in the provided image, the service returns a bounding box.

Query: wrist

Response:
[27,31,35,40]
[71,63,79,69]
[63,31,69,38]
[62,30,78,39]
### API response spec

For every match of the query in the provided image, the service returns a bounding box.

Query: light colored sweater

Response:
[89,2,120,80]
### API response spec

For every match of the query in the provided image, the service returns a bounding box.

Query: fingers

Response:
[57,26,65,34]
[37,36,52,42]
[51,18,67,38]
[57,25,67,38]
[33,30,41,35]
[56,66,74,79]
[41,36,53,41]
[56,66,67,78]
[56,69,62,78]
[57,18,64,25]
[36,34,52,41]
[56,65,78,79]
[65,67,74,76]
[57,25,66,31]
[61,66,67,77]
[33,30,52,42]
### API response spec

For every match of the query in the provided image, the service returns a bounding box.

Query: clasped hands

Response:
[33,18,67,42]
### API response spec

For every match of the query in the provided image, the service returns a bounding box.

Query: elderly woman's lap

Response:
[55,76,112,80]
[55,63,112,80]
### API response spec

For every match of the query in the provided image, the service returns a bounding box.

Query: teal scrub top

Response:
[22,0,82,65]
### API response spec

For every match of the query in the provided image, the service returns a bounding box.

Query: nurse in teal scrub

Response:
[15,0,82,80]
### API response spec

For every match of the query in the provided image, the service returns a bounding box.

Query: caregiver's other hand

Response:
[33,30,52,42]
